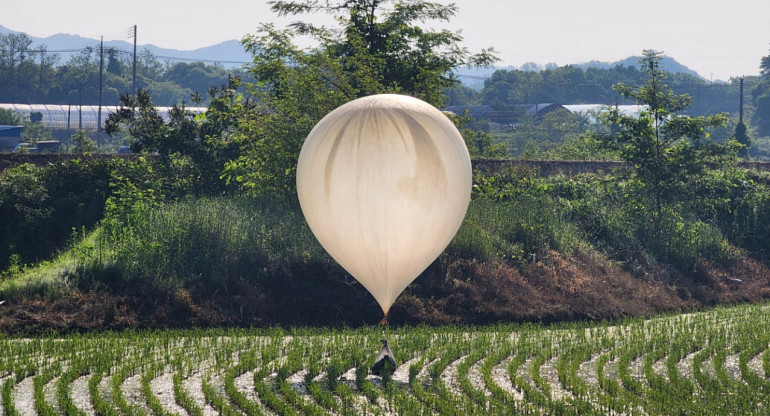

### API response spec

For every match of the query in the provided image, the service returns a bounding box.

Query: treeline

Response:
[478,65,741,115]
[0,32,245,107]
[448,61,770,138]
[4,30,770,140]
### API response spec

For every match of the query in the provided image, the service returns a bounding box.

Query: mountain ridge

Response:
[455,56,707,90]
[0,25,251,68]
[2,25,707,87]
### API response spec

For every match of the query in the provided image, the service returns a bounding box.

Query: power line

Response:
[11,47,250,66]
[453,73,742,91]
[8,47,753,85]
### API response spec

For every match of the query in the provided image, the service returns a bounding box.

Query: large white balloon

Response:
[296,94,472,316]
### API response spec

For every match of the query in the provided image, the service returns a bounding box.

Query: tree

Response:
[70,129,97,153]
[761,46,770,78]
[593,50,735,217]
[0,108,21,125]
[754,48,770,137]
[506,109,590,157]
[105,87,216,166]
[733,121,751,158]
[105,84,242,195]
[223,0,496,197]
[163,62,234,99]
[755,91,770,137]
[22,116,53,143]
[0,33,34,102]
[106,47,123,76]
[270,0,495,106]
[143,80,190,106]
[445,84,481,106]
[452,114,507,158]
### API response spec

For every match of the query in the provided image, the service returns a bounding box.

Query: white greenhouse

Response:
[0,103,206,132]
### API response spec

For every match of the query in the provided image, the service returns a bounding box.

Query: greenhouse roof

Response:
[0,104,206,131]
[563,104,648,122]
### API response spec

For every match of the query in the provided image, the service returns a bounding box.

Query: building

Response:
[443,103,566,125]
[562,104,648,123]
[444,103,648,126]
[0,104,206,140]
[0,125,24,151]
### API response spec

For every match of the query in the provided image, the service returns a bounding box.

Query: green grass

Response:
[5,162,770,301]
[0,197,329,300]
[1,192,591,301]
[1,303,769,415]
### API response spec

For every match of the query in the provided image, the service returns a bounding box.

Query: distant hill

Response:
[0,25,251,68]
[455,56,705,91]
[575,56,703,79]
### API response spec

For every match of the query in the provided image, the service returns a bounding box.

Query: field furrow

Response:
[12,376,35,416]
[70,374,94,416]
[151,372,190,416]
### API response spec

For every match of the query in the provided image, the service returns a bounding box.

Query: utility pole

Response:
[67,103,72,151]
[132,25,137,95]
[78,81,83,130]
[38,48,44,93]
[738,77,743,123]
[98,36,104,134]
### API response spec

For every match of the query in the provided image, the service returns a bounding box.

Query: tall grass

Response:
[450,196,585,265]
[72,197,328,293]
[552,174,737,275]
[3,167,767,303]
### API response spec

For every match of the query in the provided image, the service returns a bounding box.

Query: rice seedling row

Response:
[1,303,769,415]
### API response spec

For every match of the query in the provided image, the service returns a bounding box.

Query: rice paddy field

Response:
[2,302,770,415]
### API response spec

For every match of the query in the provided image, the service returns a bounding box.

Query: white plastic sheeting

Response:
[297,94,472,316]
[0,104,206,131]
[563,104,649,123]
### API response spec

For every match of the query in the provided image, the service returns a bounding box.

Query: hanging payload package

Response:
[370,339,397,376]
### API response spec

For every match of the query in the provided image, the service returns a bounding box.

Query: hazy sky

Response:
[4,0,770,81]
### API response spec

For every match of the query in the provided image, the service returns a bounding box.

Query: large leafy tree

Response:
[593,50,735,217]
[222,0,497,197]
[105,85,243,195]
[0,33,51,102]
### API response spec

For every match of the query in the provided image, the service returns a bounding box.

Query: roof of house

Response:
[0,125,23,137]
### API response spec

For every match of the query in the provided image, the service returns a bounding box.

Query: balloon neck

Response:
[380,317,387,338]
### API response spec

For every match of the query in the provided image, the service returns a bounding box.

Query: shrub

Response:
[449,196,584,265]
[727,182,770,258]
[0,157,163,271]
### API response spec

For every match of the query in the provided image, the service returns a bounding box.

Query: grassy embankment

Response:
[3,160,770,332]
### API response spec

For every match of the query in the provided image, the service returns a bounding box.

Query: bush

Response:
[651,210,734,272]
[450,195,584,265]
[0,157,163,271]
[728,183,770,258]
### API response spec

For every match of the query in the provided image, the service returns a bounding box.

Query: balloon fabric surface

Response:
[296,94,472,316]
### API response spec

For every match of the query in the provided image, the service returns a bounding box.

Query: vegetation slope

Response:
[2,2,770,334]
